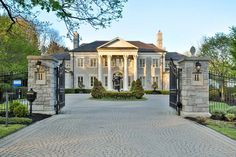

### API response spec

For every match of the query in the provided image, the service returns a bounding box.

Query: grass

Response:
[0,124,26,138]
[209,101,231,113]
[205,119,236,140]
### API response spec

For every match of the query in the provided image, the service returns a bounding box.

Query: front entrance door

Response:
[113,72,123,91]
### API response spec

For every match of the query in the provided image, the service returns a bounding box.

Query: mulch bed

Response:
[27,113,52,123]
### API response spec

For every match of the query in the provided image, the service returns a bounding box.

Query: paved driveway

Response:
[0,94,236,157]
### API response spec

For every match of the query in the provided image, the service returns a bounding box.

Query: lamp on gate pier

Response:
[195,61,201,73]
[36,60,42,71]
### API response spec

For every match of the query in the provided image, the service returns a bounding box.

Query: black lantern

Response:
[36,60,41,71]
[195,61,201,72]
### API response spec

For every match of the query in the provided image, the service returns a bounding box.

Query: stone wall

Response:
[178,57,210,117]
[27,55,58,115]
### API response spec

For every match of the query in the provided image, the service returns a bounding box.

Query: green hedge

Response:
[0,117,32,124]
[104,91,135,99]
[144,90,169,95]
[65,88,91,94]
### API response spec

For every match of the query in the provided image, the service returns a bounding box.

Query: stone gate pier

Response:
[178,57,211,117]
[27,55,58,115]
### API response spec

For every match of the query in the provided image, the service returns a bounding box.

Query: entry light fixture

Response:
[36,60,42,71]
[195,61,201,72]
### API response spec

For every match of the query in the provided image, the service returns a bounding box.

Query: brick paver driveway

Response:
[1,94,236,157]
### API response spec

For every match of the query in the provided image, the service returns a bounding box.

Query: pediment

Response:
[97,37,138,49]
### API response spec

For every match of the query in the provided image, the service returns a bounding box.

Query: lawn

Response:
[209,101,231,113]
[206,119,236,140]
[0,124,26,138]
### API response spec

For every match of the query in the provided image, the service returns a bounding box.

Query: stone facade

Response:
[178,57,210,117]
[27,55,59,114]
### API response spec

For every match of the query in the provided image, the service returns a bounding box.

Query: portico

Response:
[97,38,138,91]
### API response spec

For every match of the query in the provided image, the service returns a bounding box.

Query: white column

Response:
[98,55,102,81]
[123,55,128,91]
[133,55,138,80]
[107,55,112,90]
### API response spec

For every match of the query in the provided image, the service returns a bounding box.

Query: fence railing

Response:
[209,72,236,113]
[0,71,28,114]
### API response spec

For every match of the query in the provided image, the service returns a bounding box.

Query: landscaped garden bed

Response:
[90,78,145,100]
[0,101,51,138]
[186,105,236,140]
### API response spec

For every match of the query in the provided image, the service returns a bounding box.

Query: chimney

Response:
[73,32,79,49]
[157,30,163,49]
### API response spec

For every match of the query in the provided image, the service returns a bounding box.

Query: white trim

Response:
[97,37,138,49]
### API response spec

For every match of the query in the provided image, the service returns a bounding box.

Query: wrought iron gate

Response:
[169,59,182,113]
[55,60,65,114]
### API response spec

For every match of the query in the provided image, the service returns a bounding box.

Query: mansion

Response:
[54,31,184,91]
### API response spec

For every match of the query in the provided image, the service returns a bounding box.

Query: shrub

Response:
[152,82,158,91]
[104,91,134,99]
[9,101,21,113]
[196,116,207,125]
[226,106,236,116]
[144,90,161,94]
[209,89,220,101]
[225,113,235,122]
[91,78,106,99]
[211,109,226,120]
[13,105,28,117]
[133,79,144,99]
[0,117,32,124]
[130,80,136,92]
[65,88,75,94]
[160,90,169,95]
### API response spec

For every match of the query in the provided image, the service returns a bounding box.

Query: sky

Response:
[39,0,236,54]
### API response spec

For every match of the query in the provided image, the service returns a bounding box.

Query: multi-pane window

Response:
[77,58,84,67]
[104,76,108,86]
[78,76,83,87]
[139,59,145,68]
[152,76,158,84]
[90,76,96,86]
[90,58,97,67]
[139,76,145,87]
[37,73,43,80]
[152,59,159,68]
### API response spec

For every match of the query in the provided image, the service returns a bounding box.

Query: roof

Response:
[70,40,166,53]
[165,52,185,61]
[51,52,70,60]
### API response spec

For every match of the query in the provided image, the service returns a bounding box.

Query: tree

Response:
[130,80,136,92]
[230,26,236,62]
[199,31,236,101]
[199,33,234,75]
[133,79,144,99]
[47,41,67,54]
[91,78,105,99]
[0,16,40,73]
[152,82,158,91]
[0,0,127,37]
